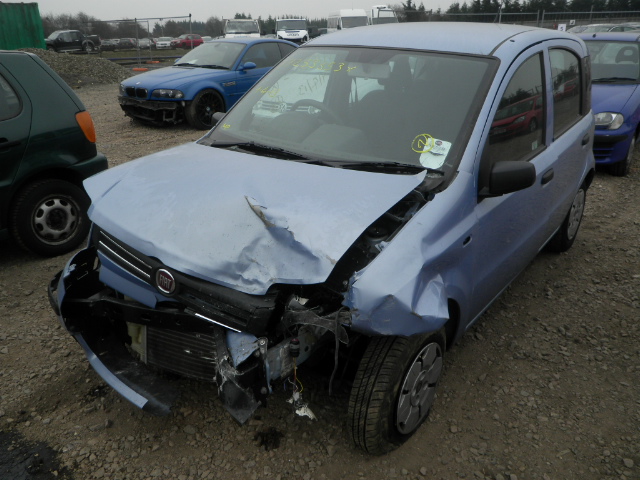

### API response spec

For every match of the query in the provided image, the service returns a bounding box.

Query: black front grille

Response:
[93,226,278,336]
[593,141,614,160]
[124,86,148,98]
[147,327,217,382]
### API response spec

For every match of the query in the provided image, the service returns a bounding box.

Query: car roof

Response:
[578,31,640,42]
[210,37,297,47]
[307,22,584,57]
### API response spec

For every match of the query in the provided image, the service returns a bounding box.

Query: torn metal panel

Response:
[345,177,477,336]
[84,143,425,295]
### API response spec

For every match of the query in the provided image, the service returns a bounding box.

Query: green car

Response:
[0,50,107,256]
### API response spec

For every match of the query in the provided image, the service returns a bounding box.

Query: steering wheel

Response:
[290,99,343,125]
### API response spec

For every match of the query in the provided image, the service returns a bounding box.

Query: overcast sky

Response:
[32,0,449,24]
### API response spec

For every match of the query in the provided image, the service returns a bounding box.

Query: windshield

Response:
[200,46,495,182]
[342,16,369,28]
[176,42,245,68]
[371,10,398,24]
[158,37,172,42]
[225,21,260,34]
[586,40,640,82]
[277,20,307,30]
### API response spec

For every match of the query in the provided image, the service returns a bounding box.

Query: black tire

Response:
[184,89,225,130]
[546,184,586,253]
[609,135,634,177]
[10,179,91,257]
[83,42,94,53]
[348,331,445,455]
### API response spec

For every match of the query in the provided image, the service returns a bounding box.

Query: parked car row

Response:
[567,22,640,34]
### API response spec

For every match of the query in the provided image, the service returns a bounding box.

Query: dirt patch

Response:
[0,429,72,479]
[0,82,638,480]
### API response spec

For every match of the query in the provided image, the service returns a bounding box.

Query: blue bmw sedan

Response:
[118,37,297,129]
[52,23,595,455]
[579,32,640,176]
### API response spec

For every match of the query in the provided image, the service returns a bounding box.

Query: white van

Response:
[368,5,399,24]
[223,19,261,38]
[275,18,309,44]
[327,9,368,33]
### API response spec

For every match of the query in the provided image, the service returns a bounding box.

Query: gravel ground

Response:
[1,53,639,480]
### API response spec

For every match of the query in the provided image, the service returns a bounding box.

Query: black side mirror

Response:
[479,160,536,197]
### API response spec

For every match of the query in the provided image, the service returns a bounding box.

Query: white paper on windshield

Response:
[417,138,452,169]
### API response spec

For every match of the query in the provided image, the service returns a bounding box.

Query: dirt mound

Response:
[18,48,131,87]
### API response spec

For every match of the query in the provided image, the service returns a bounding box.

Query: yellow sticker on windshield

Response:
[412,134,435,153]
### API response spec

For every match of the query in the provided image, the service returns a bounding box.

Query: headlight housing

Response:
[595,112,624,130]
[119,84,125,95]
[151,89,184,99]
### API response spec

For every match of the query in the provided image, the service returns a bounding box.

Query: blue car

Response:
[51,23,595,454]
[579,32,640,176]
[118,38,297,129]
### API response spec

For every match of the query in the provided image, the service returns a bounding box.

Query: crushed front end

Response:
[48,226,350,423]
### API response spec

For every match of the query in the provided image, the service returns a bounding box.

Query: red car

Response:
[171,34,203,49]
[490,94,543,139]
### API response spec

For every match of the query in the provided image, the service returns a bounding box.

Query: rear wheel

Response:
[10,179,91,256]
[547,184,586,253]
[348,331,445,455]
[185,89,224,130]
[609,135,635,177]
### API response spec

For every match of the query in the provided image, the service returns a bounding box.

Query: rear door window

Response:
[0,74,21,121]
[550,48,582,138]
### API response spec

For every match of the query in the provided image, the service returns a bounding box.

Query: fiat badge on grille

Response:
[155,269,176,295]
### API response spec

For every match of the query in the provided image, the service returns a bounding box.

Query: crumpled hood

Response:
[592,83,639,114]
[122,66,228,90]
[84,143,425,295]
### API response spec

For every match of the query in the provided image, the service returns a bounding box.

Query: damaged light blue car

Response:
[49,23,595,455]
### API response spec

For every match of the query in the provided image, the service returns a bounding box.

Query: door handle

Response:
[541,168,554,185]
[0,138,21,150]
[582,133,590,146]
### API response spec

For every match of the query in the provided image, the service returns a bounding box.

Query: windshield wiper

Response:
[212,141,323,161]
[199,64,229,69]
[338,161,441,175]
[174,62,196,67]
[593,77,638,82]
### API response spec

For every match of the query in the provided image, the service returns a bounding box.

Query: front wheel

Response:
[546,184,586,253]
[184,89,224,130]
[348,331,445,455]
[10,179,91,256]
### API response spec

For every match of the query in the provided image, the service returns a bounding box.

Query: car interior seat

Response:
[615,46,639,64]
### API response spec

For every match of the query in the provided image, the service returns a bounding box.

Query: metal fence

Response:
[428,10,640,29]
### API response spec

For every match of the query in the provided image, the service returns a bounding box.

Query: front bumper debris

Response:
[48,246,346,423]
